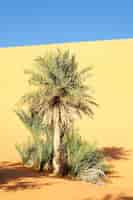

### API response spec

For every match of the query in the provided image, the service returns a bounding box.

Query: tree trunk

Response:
[53,120,61,175]
[39,160,45,172]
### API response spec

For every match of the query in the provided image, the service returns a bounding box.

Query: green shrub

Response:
[16,137,35,165]
[16,135,53,171]
[63,132,110,183]
[15,110,53,171]
[15,109,110,183]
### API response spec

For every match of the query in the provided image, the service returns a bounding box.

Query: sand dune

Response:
[0,39,133,199]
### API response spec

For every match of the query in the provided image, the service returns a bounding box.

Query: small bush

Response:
[77,168,105,184]
[16,137,35,165]
[63,132,110,183]
[15,109,110,183]
[16,135,53,171]
[15,110,53,171]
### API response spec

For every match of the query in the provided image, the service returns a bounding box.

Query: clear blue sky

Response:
[0,0,133,47]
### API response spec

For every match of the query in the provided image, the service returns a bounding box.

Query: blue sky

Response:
[0,0,133,47]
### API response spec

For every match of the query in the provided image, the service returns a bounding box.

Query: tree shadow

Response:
[0,162,58,191]
[102,193,133,200]
[98,146,132,183]
[82,193,133,200]
[1,181,47,191]
[101,147,131,160]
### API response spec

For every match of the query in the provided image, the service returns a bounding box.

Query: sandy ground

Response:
[0,39,133,199]
[0,155,133,200]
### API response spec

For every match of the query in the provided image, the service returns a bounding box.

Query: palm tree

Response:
[16,49,97,175]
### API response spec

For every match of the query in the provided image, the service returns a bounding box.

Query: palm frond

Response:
[16,49,97,129]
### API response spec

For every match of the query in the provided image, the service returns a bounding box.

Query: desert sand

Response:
[0,39,133,199]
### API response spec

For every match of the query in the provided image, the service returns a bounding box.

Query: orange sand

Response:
[0,39,133,199]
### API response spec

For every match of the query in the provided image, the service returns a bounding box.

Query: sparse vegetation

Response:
[63,131,110,183]
[15,109,110,183]
[14,49,111,184]
[15,110,53,172]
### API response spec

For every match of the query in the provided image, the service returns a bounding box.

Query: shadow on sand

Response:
[101,147,131,160]
[0,162,58,191]
[99,146,131,181]
[0,146,132,192]
[83,193,133,200]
